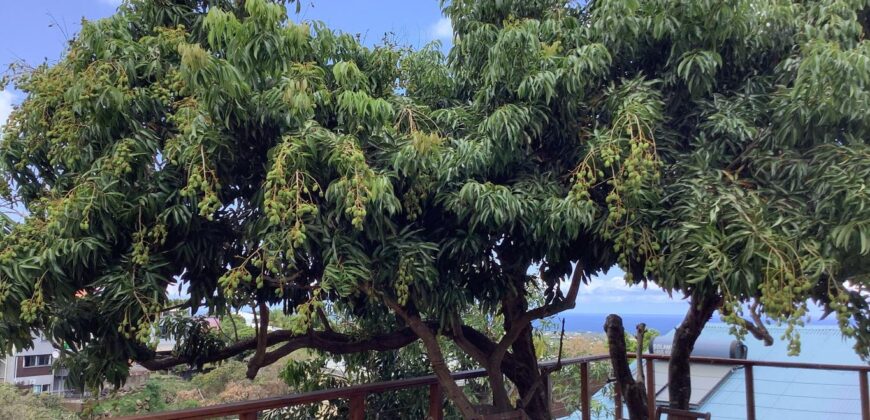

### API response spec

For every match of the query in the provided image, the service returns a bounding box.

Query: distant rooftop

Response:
[586,323,868,420]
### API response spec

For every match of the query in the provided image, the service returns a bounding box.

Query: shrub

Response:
[0,384,76,420]
[190,360,248,396]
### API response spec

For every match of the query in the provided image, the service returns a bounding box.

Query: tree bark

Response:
[451,313,512,413]
[246,301,270,378]
[407,315,481,420]
[137,324,426,371]
[512,325,550,420]
[381,294,481,420]
[605,314,648,420]
[493,264,585,420]
[502,292,551,420]
[742,300,773,346]
[635,323,646,384]
[486,363,513,412]
[668,294,720,409]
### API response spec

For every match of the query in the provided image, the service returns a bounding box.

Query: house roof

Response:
[651,361,738,407]
[585,323,868,420]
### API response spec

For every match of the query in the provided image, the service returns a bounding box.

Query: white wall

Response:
[15,334,55,356]
[4,334,60,392]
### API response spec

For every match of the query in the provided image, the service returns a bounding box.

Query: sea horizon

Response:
[549,312,839,335]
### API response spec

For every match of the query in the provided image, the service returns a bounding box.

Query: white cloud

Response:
[429,17,453,40]
[0,91,17,129]
[566,274,679,305]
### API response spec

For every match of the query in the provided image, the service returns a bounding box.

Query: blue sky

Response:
[0,0,693,316]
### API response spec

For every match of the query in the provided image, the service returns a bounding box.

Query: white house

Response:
[0,333,67,395]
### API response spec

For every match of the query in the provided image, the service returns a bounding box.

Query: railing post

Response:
[645,357,656,420]
[613,380,623,420]
[349,393,366,420]
[744,365,756,420]
[544,372,553,414]
[580,362,591,420]
[428,383,443,420]
[860,371,869,420]
[239,411,258,420]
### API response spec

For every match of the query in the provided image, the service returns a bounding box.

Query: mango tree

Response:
[1,1,869,419]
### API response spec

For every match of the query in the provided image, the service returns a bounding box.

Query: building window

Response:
[32,384,50,394]
[22,355,51,367]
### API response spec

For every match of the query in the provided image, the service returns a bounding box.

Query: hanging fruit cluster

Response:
[395,257,413,306]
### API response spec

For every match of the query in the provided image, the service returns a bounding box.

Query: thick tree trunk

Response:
[668,294,720,409]
[486,258,584,419]
[502,291,551,420]
[511,325,550,420]
[604,314,648,420]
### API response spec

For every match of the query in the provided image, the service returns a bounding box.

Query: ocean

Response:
[549,312,839,334]
[550,313,685,334]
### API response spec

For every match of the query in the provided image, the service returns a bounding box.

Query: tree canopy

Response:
[1,0,869,418]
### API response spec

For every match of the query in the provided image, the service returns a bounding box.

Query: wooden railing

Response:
[122,354,870,420]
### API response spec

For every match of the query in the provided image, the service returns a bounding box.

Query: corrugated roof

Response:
[653,361,738,407]
[577,323,868,420]
[681,324,866,420]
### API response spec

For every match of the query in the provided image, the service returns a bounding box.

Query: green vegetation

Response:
[217,314,256,342]
[0,0,868,418]
[87,364,291,417]
[625,328,660,354]
[87,378,184,417]
[0,384,76,420]
[191,360,250,395]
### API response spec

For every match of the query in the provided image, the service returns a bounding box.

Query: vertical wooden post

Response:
[239,412,258,420]
[745,365,756,420]
[614,379,623,420]
[428,383,443,420]
[580,362,591,420]
[349,393,366,420]
[645,358,656,420]
[860,371,869,420]
[544,372,553,414]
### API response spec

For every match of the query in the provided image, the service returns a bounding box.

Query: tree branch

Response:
[379,289,481,419]
[159,300,192,314]
[669,294,721,409]
[635,322,646,384]
[741,300,773,346]
[246,300,271,378]
[449,313,490,366]
[491,265,584,372]
[316,306,334,333]
[139,316,519,384]
[605,314,648,420]
[442,323,525,378]
[137,327,422,372]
